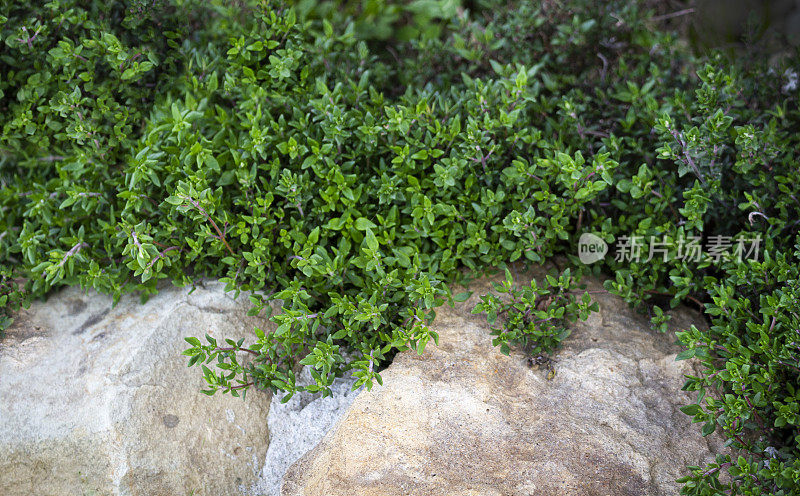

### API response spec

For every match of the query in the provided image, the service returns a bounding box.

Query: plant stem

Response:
[214,346,260,356]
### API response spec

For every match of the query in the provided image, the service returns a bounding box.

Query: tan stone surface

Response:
[281,270,722,496]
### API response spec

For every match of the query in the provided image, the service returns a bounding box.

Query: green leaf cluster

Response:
[3,1,800,493]
[471,267,598,357]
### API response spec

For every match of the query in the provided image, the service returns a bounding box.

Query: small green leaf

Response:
[355,217,377,230]
[453,291,472,302]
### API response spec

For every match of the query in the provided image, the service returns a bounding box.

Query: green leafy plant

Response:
[471,267,598,357]
[3,0,800,493]
[290,0,461,42]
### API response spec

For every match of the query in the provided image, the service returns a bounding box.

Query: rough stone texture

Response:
[0,280,272,496]
[281,269,724,496]
[250,369,359,496]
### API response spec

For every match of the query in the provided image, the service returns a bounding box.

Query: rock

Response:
[281,270,724,496]
[249,369,359,496]
[0,280,271,496]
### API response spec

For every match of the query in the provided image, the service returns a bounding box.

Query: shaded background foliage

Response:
[2,0,800,494]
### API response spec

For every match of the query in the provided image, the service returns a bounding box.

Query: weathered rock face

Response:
[281,271,724,496]
[0,281,271,496]
[250,369,360,496]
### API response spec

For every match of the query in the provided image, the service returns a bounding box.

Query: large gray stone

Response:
[281,270,724,496]
[0,281,271,496]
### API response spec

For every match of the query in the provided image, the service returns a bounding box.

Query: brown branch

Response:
[58,242,88,269]
[214,346,260,356]
[651,8,695,22]
[181,196,236,257]
[226,382,254,391]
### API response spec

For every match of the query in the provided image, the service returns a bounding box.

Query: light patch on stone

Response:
[248,367,359,496]
[0,281,271,495]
